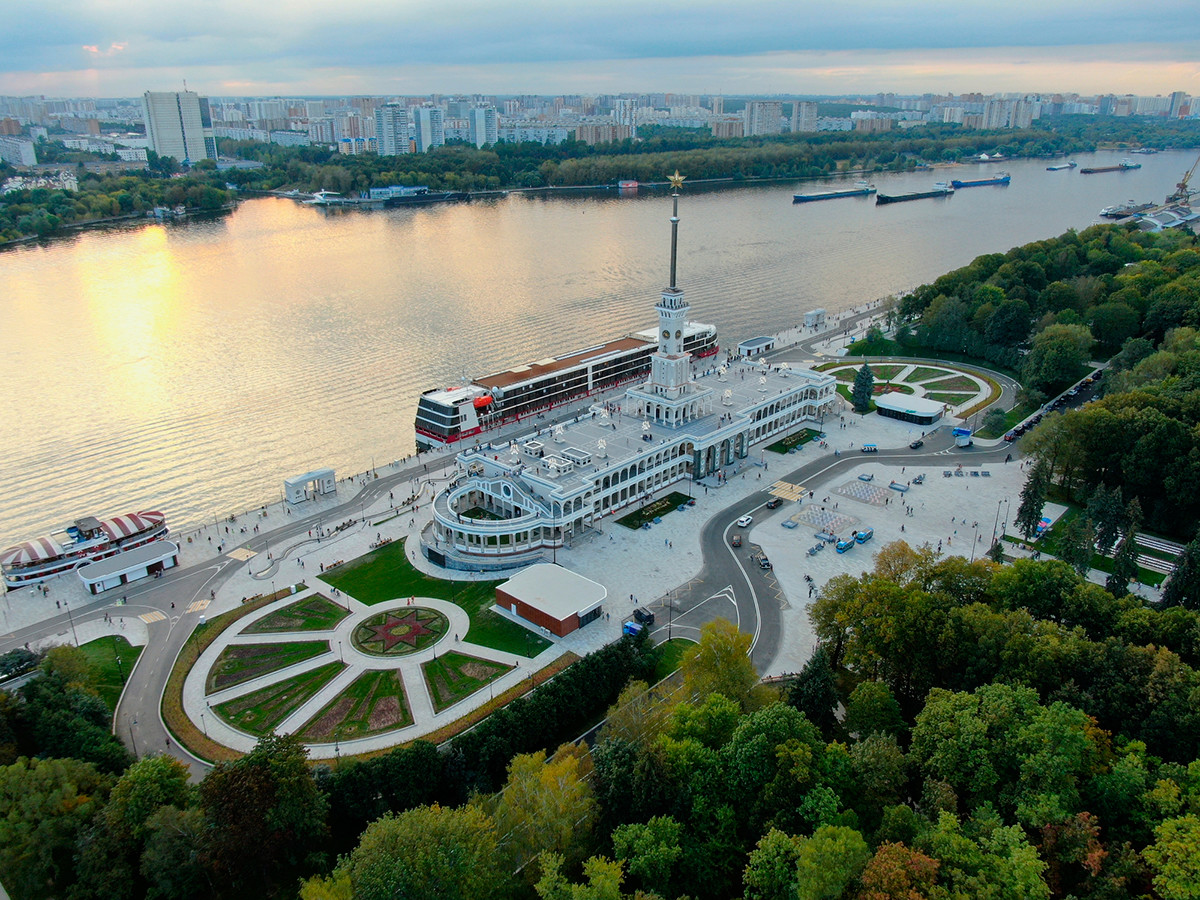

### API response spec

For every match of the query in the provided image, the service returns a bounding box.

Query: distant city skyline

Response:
[2,0,1198,98]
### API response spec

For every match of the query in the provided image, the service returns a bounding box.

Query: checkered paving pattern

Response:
[833,480,891,506]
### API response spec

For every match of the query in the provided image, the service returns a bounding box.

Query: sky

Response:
[3,0,1199,99]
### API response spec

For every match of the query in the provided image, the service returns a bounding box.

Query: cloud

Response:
[1,0,1197,96]
[82,42,128,57]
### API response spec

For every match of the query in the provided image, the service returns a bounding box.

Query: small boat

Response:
[793,181,877,203]
[950,173,1011,188]
[876,183,954,204]
[1046,161,1078,171]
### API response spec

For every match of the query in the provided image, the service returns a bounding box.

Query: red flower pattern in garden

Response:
[365,611,433,651]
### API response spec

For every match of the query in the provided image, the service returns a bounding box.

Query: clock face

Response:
[662,329,670,338]
[675,330,682,339]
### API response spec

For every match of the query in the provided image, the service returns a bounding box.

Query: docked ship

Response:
[1100,200,1155,218]
[793,182,876,203]
[414,322,719,450]
[876,183,955,205]
[1,511,169,590]
[1080,160,1142,174]
[1046,162,1078,171]
[950,173,1010,188]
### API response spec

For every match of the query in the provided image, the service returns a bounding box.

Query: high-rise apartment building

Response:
[412,106,445,152]
[468,106,498,148]
[744,101,783,136]
[141,91,216,162]
[375,103,411,155]
[612,98,637,139]
[791,101,818,132]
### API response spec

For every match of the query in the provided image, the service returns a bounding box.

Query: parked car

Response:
[766,497,782,509]
[836,538,855,553]
[731,533,743,547]
[909,439,924,450]
[758,556,773,570]
[737,515,753,527]
[855,527,875,544]
[633,607,655,626]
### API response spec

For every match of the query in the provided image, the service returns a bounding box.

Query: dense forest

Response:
[4,115,1199,242]
[6,551,1200,900]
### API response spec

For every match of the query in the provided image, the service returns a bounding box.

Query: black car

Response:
[909,439,924,449]
[766,497,782,509]
[633,607,655,626]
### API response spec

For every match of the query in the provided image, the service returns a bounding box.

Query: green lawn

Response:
[875,384,915,395]
[321,539,551,658]
[836,383,875,413]
[843,338,1022,380]
[920,375,979,392]
[461,507,505,521]
[296,669,413,742]
[977,401,1040,438]
[924,391,973,405]
[205,641,329,694]
[243,594,350,634]
[79,636,143,711]
[214,662,345,736]
[766,428,822,454]
[904,366,952,383]
[423,651,513,713]
[353,607,448,656]
[653,638,696,681]
[872,364,904,380]
[616,491,694,530]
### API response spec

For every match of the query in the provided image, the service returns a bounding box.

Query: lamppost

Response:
[338,640,343,662]
[200,711,208,737]
[129,717,139,758]
[64,600,78,646]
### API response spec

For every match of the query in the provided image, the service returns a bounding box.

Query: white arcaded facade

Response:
[421,190,836,571]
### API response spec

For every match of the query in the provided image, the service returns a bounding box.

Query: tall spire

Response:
[667,171,685,289]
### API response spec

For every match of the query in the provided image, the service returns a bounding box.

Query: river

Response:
[0,149,1193,544]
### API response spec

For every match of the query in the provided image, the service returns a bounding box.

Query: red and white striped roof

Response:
[0,536,64,566]
[100,510,165,540]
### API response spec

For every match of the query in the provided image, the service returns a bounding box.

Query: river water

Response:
[1,150,1193,544]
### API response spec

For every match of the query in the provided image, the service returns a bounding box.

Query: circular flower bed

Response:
[352,607,448,656]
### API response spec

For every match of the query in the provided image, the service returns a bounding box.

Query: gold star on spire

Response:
[667,171,686,191]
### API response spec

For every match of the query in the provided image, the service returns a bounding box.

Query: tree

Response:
[536,852,626,900]
[612,814,682,897]
[682,619,766,711]
[140,806,211,900]
[491,745,596,876]
[1162,536,1200,611]
[786,645,839,734]
[981,407,1008,435]
[852,363,875,413]
[1143,814,1200,900]
[793,825,872,900]
[1108,498,1143,596]
[199,732,328,896]
[843,681,907,741]
[1086,484,1125,555]
[347,804,507,900]
[1015,461,1051,540]
[744,827,805,900]
[857,842,940,900]
[0,756,111,900]
[1023,323,1093,391]
[1056,515,1095,576]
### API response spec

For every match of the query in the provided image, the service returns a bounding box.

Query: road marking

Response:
[769,480,807,501]
[139,611,166,623]
[187,599,211,614]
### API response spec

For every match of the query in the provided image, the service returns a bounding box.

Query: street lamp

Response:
[338,640,343,662]
[200,711,208,736]
[64,600,78,646]
[129,717,139,758]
